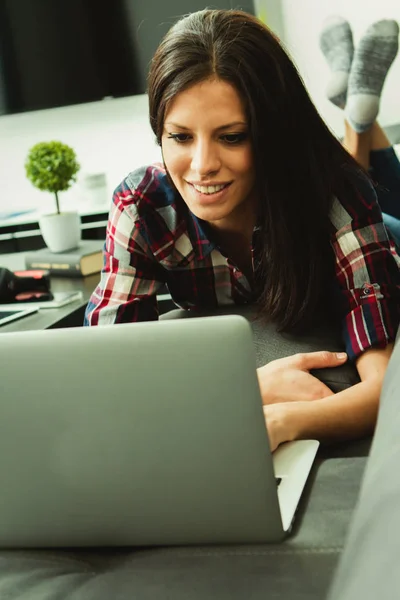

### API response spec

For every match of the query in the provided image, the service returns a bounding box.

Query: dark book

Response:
[25,240,104,277]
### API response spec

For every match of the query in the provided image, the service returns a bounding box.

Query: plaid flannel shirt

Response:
[84,163,400,361]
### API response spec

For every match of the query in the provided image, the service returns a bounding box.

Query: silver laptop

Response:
[0,315,318,547]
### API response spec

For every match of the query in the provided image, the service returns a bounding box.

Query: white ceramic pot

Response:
[39,211,81,253]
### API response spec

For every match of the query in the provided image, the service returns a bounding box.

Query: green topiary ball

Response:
[25,141,80,193]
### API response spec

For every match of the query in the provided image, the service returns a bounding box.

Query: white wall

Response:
[280,0,400,137]
[0,95,161,214]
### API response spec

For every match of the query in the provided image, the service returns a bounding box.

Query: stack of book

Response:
[25,240,104,277]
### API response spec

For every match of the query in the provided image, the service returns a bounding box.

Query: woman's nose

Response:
[190,140,221,176]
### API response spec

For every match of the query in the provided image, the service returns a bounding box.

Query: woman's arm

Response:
[264,343,394,451]
[84,169,167,326]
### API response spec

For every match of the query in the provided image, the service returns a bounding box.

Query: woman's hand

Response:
[262,346,392,452]
[256,351,347,406]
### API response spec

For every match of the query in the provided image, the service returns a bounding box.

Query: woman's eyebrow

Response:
[164,121,247,131]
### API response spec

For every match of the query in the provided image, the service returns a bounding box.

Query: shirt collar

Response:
[187,211,263,261]
[174,188,262,261]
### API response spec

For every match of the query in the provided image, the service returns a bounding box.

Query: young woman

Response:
[85,10,400,450]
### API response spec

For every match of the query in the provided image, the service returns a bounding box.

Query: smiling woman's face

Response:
[161,77,257,234]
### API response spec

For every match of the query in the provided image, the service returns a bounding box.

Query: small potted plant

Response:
[25,140,81,253]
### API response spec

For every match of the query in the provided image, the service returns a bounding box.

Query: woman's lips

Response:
[188,181,232,203]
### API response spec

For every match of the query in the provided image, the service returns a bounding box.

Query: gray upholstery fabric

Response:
[328,336,400,600]
[0,458,366,600]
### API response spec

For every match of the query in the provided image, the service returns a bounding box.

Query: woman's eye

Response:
[221,133,248,144]
[167,133,191,143]
[166,132,248,144]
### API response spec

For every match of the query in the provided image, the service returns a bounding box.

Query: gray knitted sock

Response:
[319,16,354,108]
[346,20,399,133]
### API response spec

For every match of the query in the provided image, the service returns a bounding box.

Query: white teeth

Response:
[193,183,227,194]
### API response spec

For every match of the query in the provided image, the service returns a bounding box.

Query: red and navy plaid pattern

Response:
[84,163,400,361]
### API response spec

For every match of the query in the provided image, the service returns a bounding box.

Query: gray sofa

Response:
[328,326,400,600]
[0,306,398,599]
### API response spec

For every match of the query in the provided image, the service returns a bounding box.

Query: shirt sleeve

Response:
[84,179,167,326]
[330,171,400,361]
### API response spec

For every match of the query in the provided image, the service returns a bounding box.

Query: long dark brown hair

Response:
[147,9,365,332]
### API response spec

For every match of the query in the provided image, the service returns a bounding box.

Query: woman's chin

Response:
[187,203,231,224]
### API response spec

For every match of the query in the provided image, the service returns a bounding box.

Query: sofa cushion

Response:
[328,333,400,600]
[0,457,366,600]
